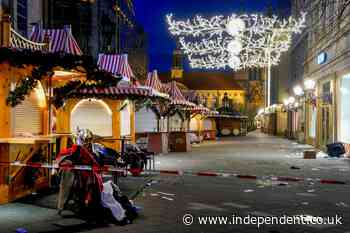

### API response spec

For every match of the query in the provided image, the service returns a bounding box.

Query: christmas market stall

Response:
[135,70,169,154]
[209,99,248,137]
[54,53,168,152]
[0,19,106,203]
[162,81,196,152]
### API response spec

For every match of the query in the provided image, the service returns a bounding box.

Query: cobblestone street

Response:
[1,131,350,233]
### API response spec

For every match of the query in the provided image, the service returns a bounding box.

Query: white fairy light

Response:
[227,39,243,55]
[166,12,306,70]
[226,17,245,36]
[228,55,241,69]
[167,12,306,106]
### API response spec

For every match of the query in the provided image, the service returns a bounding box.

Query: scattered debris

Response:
[301,202,309,205]
[336,202,349,207]
[150,193,159,197]
[307,189,315,193]
[161,196,174,201]
[312,168,320,171]
[158,191,176,196]
[290,166,301,170]
[243,189,255,193]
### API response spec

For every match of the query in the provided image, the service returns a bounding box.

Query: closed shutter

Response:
[204,119,213,130]
[190,118,198,131]
[120,104,131,136]
[71,100,112,136]
[14,92,42,136]
[136,107,157,133]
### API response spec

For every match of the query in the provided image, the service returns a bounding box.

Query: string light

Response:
[166,12,306,70]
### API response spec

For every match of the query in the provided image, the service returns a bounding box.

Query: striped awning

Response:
[145,70,163,93]
[73,84,167,100]
[30,25,82,55]
[97,54,135,82]
[163,81,195,106]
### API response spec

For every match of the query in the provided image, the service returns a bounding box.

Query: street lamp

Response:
[293,85,304,97]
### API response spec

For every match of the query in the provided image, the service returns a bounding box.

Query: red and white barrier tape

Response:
[4,161,347,185]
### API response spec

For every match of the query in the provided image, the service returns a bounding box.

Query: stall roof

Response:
[30,25,82,55]
[97,54,135,82]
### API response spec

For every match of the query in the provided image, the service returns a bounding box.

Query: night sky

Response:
[133,0,291,72]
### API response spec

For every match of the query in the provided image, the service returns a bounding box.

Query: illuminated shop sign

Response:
[317,52,327,65]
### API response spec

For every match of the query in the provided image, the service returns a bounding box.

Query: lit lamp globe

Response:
[227,40,243,55]
[304,79,316,91]
[288,96,296,104]
[226,18,245,36]
[293,85,304,96]
[228,55,241,69]
[283,98,289,106]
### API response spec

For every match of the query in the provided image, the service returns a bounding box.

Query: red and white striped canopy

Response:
[163,81,195,106]
[97,54,135,82]
[73,84,166,100]
[145,70,163,93]
[30,25,82,55]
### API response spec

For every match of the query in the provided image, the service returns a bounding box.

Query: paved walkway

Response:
[155,131,350,182]
[0,131,349,233]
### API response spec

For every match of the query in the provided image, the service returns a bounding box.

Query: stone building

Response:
[160,50,265,120]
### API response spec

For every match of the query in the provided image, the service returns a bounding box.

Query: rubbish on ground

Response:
[312,168,320,171]
[316,151,329,158]
[146,180,159,187]
[290,166,300,170]
[336,202,349,207]
[16,228,28,233]
[150,193,159,197]
[243,189,255,193]
[157,191,176,196]
[161,196,174,201]
[278,182,288,186]
[304,150,317,159]
[301,202,309,205]
[307,189,315,193]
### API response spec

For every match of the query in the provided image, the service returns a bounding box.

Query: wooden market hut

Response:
[135,70,169,153]
[0,18,93,203]
[55,53,168,152]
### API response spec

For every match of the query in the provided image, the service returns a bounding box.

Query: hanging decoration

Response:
[166,12,306,70]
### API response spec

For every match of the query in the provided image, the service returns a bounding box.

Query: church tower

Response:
[171,49,184,79]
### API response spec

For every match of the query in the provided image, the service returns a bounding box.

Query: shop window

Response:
[340,74,350,142]
[71,99,112,136]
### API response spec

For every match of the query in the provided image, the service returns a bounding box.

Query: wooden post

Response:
[0,14,10,47]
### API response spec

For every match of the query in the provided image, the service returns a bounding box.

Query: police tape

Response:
[2,161,347,185]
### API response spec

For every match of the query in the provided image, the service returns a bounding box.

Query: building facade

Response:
[299,0,350,149]
[272,0,350,149]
